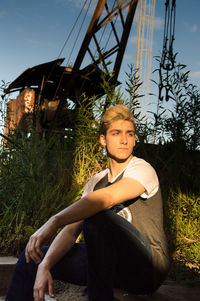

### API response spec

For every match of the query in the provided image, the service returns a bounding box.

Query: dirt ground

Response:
[1,280,200,301]
[45,280,200,301]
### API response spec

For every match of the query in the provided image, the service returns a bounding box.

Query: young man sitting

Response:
[6,104,170,301]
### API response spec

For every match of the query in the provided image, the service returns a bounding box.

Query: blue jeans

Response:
[6,210,154,301]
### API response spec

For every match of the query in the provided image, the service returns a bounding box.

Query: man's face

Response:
[100,119,136,162]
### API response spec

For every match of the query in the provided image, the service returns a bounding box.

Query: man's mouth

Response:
[118,148,128,150]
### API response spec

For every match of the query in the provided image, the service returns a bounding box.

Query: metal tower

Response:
[135,0,156,118]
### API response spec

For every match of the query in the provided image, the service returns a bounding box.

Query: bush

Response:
[0,131,73,255]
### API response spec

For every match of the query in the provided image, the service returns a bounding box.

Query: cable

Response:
[66,0,92,66]
[57,0,89,59]
[158,0,176,102]
[161,0,176,70]
[29,0,90,106]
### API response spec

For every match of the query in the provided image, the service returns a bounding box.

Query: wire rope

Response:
[52,0,92,101]
[57,0,89,59]
[35,0,90,104]
[161,0,176,70]
[66,0,92,67]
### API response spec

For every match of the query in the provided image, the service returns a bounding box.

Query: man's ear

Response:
[99,134,106,147]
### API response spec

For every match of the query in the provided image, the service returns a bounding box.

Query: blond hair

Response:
[100,104,135,135]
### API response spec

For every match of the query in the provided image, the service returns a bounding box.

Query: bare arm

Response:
[41,221,83,268]
[32,221,83,301]
[26,220,83,264]
[54,177,145,228]
[27,178,144,301]
[26,177,145,263]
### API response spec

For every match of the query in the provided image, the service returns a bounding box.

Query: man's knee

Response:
[83,210,119,238]
[15,246,49,273]
[84,209,113,226]
[15,250,26,270]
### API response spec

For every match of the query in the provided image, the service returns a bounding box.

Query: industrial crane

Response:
[5,0,139,136]
[4,0,176,136]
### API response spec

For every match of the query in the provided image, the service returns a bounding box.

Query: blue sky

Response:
[0,0,200,113]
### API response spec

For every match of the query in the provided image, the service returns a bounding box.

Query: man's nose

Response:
[120,134,128,144]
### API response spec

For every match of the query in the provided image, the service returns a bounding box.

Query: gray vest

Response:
[93,171,171,282]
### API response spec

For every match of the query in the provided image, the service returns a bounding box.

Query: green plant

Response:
[152,57,200,151]
[167,190,200,265]
[0,130,73,255]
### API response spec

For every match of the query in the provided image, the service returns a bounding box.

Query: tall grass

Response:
[0,130,75,254]
[167,191,200,264]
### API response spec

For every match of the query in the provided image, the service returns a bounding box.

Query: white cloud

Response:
[184,22,198,33]
[56,0,97,12]
[124,53,132,61]
[25,38,41,46]
[190,24,198,33]
[153,16,164,31]
[190,71,200,79]
[66,0,86,8]
[130,35,137,44]
[0,10,7,18]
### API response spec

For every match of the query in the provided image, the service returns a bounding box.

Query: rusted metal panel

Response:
[41,99,60,127]
[5,60,108,103]
[5,59,65,95]
[5,88,35,135]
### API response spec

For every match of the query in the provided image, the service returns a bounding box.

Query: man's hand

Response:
[33,264,54,301]
[25,216,58,264]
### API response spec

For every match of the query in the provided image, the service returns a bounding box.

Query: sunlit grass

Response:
[167,191,200,264]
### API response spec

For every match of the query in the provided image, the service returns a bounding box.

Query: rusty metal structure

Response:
[5,0,139,135]
[5,88,35,136]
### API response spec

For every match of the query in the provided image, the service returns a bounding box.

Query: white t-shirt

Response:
[82,156,159,199]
